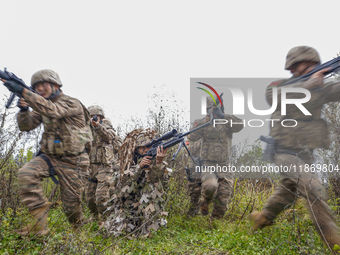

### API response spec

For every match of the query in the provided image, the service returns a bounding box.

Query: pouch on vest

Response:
[102,144,115,165]
[54,140,64,156]
[200,141,228,162]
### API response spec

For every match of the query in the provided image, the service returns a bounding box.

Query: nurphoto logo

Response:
[195,80,312,128]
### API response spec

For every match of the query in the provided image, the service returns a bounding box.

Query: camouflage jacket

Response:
[105,160,170,236]
[89,118,121,166]
[17,91,92,157]
[266,78,340,151]
[188,113,243,163]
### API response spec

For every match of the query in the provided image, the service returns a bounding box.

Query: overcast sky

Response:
[1,0,340,145]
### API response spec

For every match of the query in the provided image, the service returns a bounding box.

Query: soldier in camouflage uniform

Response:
[3,69,92,236]
[105,128,170,236]
[188,98,243,219]
[85,105,121,227]
[249,46,340,251]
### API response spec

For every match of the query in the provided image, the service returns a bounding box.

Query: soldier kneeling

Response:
[105,128,170,237]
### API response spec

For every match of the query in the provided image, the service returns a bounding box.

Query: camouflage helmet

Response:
[135,129,157,150]
[285,46,320,70]
[135,134,153,149]
[31,69,63,87]
[119,128,156,170]
[88,105,105,117]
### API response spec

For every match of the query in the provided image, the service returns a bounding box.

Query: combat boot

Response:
[14,204,50,237]
[249,211,273,231]
[200,199,211,216]
[72,217,86,231]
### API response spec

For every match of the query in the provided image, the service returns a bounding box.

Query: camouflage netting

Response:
[104,128,170,236]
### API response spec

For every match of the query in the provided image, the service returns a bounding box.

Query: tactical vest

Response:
[199,124,232,162]
[39,94,93,157]
[270,113,330,150]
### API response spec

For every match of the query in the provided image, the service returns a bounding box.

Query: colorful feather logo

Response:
[196,82,223,106]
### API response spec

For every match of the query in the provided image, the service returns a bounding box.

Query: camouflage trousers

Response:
[109,164,120,198]
[18,152,89,224]
[188,173,233,218]
[262,153,340,244]
[85,164,112,216]
[187,180,202,216]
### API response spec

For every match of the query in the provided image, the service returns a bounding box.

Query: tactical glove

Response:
[17,99,28,112]
[4,81,23,95]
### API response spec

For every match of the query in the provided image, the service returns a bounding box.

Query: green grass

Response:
[0,172,337,254]
[0,199,333,255]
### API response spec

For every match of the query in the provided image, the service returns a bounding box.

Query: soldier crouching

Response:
[3,69,92,236]
[187,97,243,219]
[105,128,170,237]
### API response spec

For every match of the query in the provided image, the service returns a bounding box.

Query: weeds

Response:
[0,159,333,254]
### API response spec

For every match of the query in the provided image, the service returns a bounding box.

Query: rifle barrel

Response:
[181,121,211,137]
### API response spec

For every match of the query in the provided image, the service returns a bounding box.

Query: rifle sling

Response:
[38,154,60,185]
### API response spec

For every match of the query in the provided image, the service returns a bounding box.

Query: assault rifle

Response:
[92,115,98,122]
[283,56,340,85]
[0,68,36,108]
[138,114,213,168]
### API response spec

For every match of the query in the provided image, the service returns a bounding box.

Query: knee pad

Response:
[202,178,218,199]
